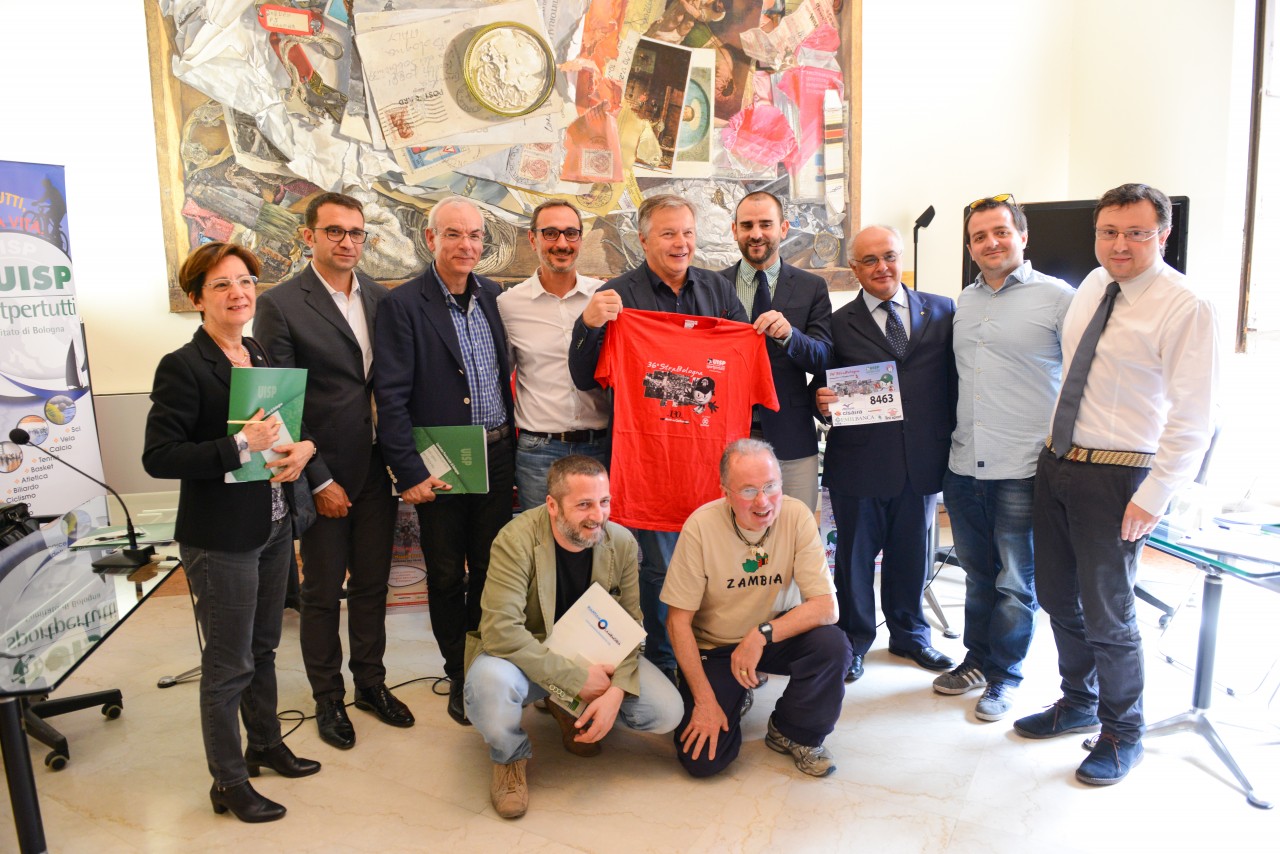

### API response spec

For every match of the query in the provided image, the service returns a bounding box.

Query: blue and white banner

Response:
[0,159,105,515]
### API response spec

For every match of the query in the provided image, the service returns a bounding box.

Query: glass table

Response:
[1144,522,1280,810]
[0,495,179,854]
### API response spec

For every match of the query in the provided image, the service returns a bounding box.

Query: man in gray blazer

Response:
[255,192,411,751]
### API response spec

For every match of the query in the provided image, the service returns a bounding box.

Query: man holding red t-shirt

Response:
[570,194,768,683]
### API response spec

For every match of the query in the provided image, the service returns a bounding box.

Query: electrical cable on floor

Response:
[276,675,454,740]
[875,543,956,630]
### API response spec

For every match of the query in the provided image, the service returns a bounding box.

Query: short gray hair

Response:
[637,193,696,238]
[719,438,778,486]
[427,196,482,231]
[547,455,608,501]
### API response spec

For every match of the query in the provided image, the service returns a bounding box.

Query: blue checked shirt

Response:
[433,266,507,430]
[949,261,1075,480]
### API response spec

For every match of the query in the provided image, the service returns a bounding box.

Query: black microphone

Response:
[911,205,936,290]
[8,428,155,571]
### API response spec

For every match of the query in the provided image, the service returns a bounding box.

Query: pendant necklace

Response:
[730,509,772,571]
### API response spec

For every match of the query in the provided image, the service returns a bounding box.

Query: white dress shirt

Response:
[1059,259,1218,514]
[860,285,911,339]
[314,262,373,379]
[497,271,610,432]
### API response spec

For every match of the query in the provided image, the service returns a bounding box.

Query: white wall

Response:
[860,0,1075,295]
[4,3,197,395]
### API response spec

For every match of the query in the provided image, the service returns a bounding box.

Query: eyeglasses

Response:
[318,226,368,244]
[1094,228,1160,242]
[854,252,900,269]
[968,193,1016,211]
[205,275,259,292]
[729,481,783,501]
[439,229,485,243]
[536,226,582,242]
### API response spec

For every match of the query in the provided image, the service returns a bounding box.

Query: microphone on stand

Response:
[8,428,155,571]
[912,205,936,290]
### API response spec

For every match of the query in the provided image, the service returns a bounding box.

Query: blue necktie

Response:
[751,268,772,319]
[881,300,908,360]
[1051,281,1121,457]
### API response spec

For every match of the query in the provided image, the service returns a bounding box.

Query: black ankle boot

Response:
[245,742,321,778]
[209,781,286,822]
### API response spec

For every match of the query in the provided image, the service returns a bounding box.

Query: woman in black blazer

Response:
[143,242,319,823]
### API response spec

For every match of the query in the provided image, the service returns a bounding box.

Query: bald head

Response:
[851,226,903,301]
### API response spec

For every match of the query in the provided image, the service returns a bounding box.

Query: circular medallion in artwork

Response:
[463,23,555,118]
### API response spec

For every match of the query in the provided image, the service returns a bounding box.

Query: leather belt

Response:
[1045,438,1154,468]
[485,424,513,444]
[520,428,608,444]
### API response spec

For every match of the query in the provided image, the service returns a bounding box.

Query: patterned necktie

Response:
[881,300,908,360]
[1051,281,1122,457]
[751,267,772,319]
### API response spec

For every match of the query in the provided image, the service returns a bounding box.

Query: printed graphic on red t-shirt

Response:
[596,309,778,531]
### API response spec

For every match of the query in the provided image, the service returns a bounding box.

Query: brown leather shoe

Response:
[490,759,528,819]
[545,700,601,757]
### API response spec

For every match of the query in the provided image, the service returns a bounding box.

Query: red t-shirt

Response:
[596,309,778,531]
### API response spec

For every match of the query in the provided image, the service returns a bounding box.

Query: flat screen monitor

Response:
[960,196,1189,288]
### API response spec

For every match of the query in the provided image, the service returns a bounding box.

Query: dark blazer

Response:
[568,263,748,391]
[719,261,833,460]
[254,266,388,496]
[142,327,278,551]
[373,267,513,489]
[818,287,957,499]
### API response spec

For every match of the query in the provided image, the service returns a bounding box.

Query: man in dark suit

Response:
[374,195,515,726]
[568,193,747,682]
[255,192,410,751]
[720,191,832,510]
[815,225,958,684]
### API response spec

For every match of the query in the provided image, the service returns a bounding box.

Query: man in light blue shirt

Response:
[933,195,1074,721]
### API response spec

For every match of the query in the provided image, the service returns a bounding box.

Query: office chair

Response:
[1135,425,1221,626]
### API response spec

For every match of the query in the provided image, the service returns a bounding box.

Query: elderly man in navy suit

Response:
[815,225,958,684]
[720,191,833,511]
[374,195,515,727]
[255,192,410,751]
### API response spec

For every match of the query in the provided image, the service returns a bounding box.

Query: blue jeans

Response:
[633,527,680,672]
[1033,449,1149,742]
[180,516,292,787]
[465,654,684,764]
[943,470,1038,685]
[515,433,611,512]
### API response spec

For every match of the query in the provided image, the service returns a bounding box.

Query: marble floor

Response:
[4,559,1278,854]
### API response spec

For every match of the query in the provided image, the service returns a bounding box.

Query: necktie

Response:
[1051,281,1122,457]
[881,300,908,360]
[751,267,772,319]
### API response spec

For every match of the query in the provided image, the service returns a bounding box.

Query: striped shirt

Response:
[432,265,507,430]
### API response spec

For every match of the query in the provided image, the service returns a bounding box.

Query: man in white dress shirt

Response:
[497,200,610,511]
[1015,183,1218,787]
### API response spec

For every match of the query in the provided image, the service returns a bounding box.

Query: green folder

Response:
[411,425,489,494]
[226,366,308,483]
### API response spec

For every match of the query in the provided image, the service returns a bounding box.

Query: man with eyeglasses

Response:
[497,200,610,511]
[932,195,1074,723]
[374,195,515,727]
[661,438,850,778]
[569,193,748,686]
[814,225,957,684]
[720,191,833,512]
[1016,183,1218,787]
[255,191,410,751]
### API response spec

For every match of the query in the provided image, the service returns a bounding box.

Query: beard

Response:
[554,513,605,549]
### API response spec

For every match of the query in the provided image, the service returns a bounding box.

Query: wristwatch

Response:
[757,621,773,645]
